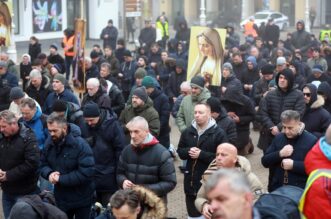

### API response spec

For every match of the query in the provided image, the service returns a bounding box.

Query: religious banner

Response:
[187,26,226,86]
[0,1,12,47]
[73,18,86,92]
[32,0,63,33]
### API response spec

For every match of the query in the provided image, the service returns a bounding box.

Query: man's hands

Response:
[282,159,294,170]
[49,171,60,184]
[270,126,280,136]
[202,203,213,219]
[279,144,294,158]
[123,180,135,189]
[228,112,240,123]
[189,147,201,159]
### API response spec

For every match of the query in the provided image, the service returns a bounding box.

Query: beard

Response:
[52,131,66,144]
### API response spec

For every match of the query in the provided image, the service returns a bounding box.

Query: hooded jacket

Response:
[302,84,331,139]
[108,82,125,117]
[43,89,80,115]
[40,124,95,211]
[119,97,160,137]
[318,81,331,114]
[290,20,311,54]
[195,156,264,212]
[215,107,238,145]
[242,56,260,96]
[261,124,317,192]
[303,137,331,219]
[166,68,187,99]
[176,88,211,133]
[85,110,126,192]
[117,134,176,198]
[149,88,170,136]
[25,75,51,108]
[177,119,228,195]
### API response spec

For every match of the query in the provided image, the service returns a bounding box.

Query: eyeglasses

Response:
[303,93,311,97]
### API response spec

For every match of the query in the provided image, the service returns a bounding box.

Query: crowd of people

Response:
[0,13,331,219]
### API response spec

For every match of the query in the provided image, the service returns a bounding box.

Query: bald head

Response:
[215,143,238,168]
[326,124,331,145]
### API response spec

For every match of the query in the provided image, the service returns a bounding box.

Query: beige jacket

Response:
[195,156,264,213]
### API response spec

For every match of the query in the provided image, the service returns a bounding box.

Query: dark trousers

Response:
[65,56,74,80]
[66,205,91,219]
[185,194,201,217]
[96,191,113,207]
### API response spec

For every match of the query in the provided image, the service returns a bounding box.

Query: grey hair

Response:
[86,78,100,87]
[126,116,149,131]
[47,112,67,127]
[20,98,37,109]
[205,169,251,194]
[84,56,92,64]
[280,110,300,123]
[100,62,111,72]
[180,81,191,90]
[29,69,42,79]
[0,110,17,124]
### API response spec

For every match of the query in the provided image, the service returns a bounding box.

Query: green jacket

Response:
[119,97,160,137]
[175,88,211,133]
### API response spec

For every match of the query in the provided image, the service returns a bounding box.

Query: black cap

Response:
[90,50,100,59]
[123,50,132,57]
[261,64,275,75]
[10,87,24,100]
[52,100,67,112]
[207,97,222,113]
[83,103,100,118]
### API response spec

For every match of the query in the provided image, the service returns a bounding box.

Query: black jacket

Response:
[215,107,238,145]
[85,110,126,193]
[318,81,331,114]
[139,27,156,49]
[47,54,65,73]
[40,125,95,211]
[100,26,118,50]
[166,70,187,99]
[29,43,41,62]
[0,123,40,195]
[263,24,280,47]
[82,87,112,112]
[261,130,317,192]
[108,83,125,117]
[177,120,228,195]
[117,137,176,198]
[25,75,51,109]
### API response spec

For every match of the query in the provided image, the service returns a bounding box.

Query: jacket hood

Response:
[66,102,83,121]
[191,118,216,135]
[303,83,318,106]
[132,133,159,150]
[310,94,325,109]
[318,81,331,100]
[195,87,211,103]
[296,20,305,31]
[275,69,295,91]
[246,56,257,68]
[133,97,154,112]
[133,186,167,219]
[68,123,81,137]
[222,85,245,106]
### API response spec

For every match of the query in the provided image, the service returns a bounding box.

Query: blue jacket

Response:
[43,89,80,115]
[261,129,317,192]
[40,124,95,211]
[21,107,48,150]
[85,110,126,192]
[1,71,18,88]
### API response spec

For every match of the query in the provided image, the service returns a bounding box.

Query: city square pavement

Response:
[0,25,323,218]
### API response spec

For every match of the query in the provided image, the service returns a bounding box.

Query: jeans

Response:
[2,189,39,219]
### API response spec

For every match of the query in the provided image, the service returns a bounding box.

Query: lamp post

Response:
[200,0,206,26]
[305,0,310,32]
[241,0,248,21]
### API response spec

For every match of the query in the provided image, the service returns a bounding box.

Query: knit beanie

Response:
[133,87,148,103]
[261,64,275,75]
[52,100,67,112]
[142,76,155,88]
[53,73,66,85]
[50,43,58,50]
[53,63,63,73]
[223,62,233,71]
[207,97,222,113]
[10,87,24,100]
[312,64,323,74]
[190,76,205,90]
[134,68,147,79]
[83,103,100,118]
[176,59,186,69]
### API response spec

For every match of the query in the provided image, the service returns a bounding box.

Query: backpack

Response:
[254,185,303,219]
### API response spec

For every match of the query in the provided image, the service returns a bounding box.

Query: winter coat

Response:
[81,87,112,112]
[148,50,162,65]
[261,128,317,192]
[303,95,331,139]
[307,57,328,72]
[139,27,156,49]
[215,107,238,145]
[20,107,48,151]
[0,123,40,195]
[43,89,80,115]
[117,135,176,198]
[105,55,121,78]
[221,74,243,95]
[165,70,187,99]
[108,83,125,117]
[120,60,137,93]
[85,110,125,193]
[306,73,331,85]
[20,62,32,89]
[25,75,51,108]
[29,43,42,62]
[253,77,274,106]
[303,137,331,219]
[290,21,311,54]
[318,81,331,114]
[176,88,211,133]
[47,54,65,73]
[175,19,190,43]
[195,156,264,212]
[263,24,280,47]
[222,86,255,149]
[40,125,95,211]
[100,26,118,50]
[119,97,160,137]
[257,71,305,150]
[115,47,126,64]
[232,62,247,82]
[226,31,240,49]
[0,79,12,111]
[149,88,170,136]
[171,94,184,118]
[177,119,228,195]
[85,64,99,82]
[241,63,260,97]
[0,71,18,88]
